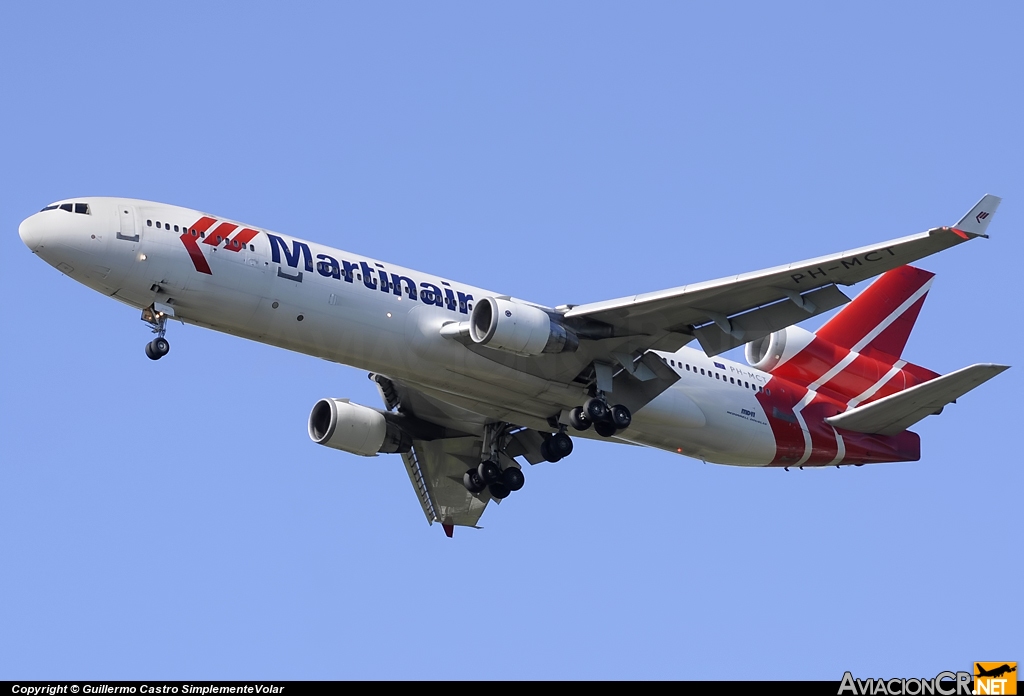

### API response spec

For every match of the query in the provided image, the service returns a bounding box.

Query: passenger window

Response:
[730,377,735,384]
[74,203,89,214]
[685,364,690,371]
[715,373,720,379]
[147,220,152,226]
[60,203,73,212]
[249,244,254,251]
[700,368,705,375]
[174,225,179,232]
[744,382,749,388]
[156,221,162,229]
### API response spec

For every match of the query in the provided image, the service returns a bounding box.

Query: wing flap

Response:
[693,284,851,356]
[412,437,492,528]
[824,363,1009,435]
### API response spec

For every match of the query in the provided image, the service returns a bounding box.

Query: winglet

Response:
[953,194,1001,238]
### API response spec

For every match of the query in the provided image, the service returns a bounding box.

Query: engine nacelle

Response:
[308,398,411,456]
[745,325,816,373]
[469,296,578,356]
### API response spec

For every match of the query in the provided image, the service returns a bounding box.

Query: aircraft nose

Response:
[19,213,44,251]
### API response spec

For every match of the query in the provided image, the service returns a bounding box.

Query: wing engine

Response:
[469,296,579,356]
[308,398,412,456]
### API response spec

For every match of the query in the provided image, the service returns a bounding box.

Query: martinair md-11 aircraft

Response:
[19,195,1009,535]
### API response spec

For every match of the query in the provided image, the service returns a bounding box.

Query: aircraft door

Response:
[118,205,139,243]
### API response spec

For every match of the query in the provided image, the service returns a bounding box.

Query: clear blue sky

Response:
[1,2,1020,680]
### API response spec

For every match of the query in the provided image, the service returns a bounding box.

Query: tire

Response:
[585,397,609,422]
[145,342,158,360]
[550,432,574,459]
[540,439,561,463]
[478,459,501,483]
[610,404,632,429]
[463,469,486,494]
[594,420,617,438]
[502,467,525,492]
[488,482,511,500]
[152,337,170,356]
[569,406,591,431]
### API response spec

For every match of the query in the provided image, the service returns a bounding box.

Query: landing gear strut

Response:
[570,395,631,438]
[141,305,171,361]
[462,422,528,500]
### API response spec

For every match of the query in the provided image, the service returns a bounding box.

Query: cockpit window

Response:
[42,202,91,214]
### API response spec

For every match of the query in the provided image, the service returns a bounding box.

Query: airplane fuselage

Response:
[19,197,919,469]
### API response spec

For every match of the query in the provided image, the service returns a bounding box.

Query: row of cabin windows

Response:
[667,357,769,395]
[41,203,90,215]
[147,219,255,252]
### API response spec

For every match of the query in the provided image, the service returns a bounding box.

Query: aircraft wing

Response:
[563,195,1001,357]
[372,374,544,534]
[401,437,493,532]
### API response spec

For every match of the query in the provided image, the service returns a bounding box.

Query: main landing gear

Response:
[569,396,631,439]
[141,305,171,361]
[462,422,529,500]
[463,460,525,500]
[540,431,573,463]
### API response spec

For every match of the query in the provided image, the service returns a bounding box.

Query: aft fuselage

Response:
[19,197,917,468]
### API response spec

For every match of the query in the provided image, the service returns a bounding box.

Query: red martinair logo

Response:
[179,216,261,275]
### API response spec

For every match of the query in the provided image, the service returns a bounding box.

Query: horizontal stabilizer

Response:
[825,363,1009,435]
[953,194,1001,237]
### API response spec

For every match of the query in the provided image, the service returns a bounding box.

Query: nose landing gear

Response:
[141,304,172,361]
[144,336,170,360]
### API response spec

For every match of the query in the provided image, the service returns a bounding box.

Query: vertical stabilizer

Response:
[816,265,934,363]
[764,265,941,404]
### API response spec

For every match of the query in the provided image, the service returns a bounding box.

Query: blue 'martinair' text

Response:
[268,234,474,314]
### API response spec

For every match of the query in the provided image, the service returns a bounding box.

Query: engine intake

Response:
[745,325,815,372]
[469,297,578,356]
[308,398,411,456]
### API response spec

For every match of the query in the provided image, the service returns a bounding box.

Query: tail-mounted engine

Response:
[308,398,411,457]
[469,297,578,356]
[744,325,816,373]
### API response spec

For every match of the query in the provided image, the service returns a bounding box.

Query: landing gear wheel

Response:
[502,467,525,492]
[488,482,511,500]
[540,439,561,463]
[594,420,617,438]
[463,468,486,494]
[585,397,609,422]
[477,459,501,484]
[569,406,592,431]
[610,404,632,429]
[549,432,574,459]
[146,337,170,360]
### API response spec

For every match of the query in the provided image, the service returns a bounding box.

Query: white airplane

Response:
[19,195,1008,535]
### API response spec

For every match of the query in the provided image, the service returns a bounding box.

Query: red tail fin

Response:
[768,265,940,404]
[816,265,934,363]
